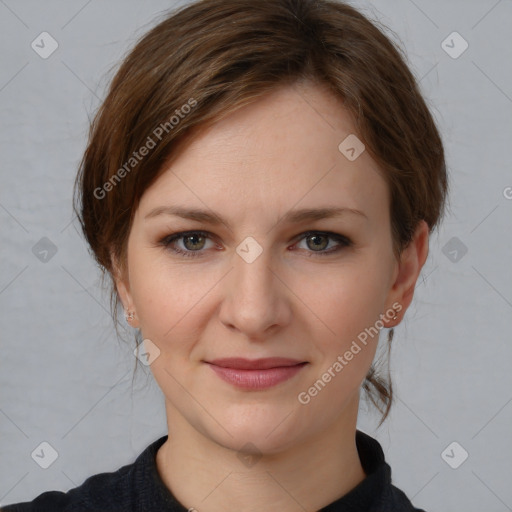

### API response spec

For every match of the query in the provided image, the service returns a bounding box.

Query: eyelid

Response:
[159,229,353,259]
[159,230,217,256]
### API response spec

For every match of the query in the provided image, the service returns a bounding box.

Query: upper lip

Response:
[206,357,306,370]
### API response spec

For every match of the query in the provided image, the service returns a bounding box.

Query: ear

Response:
[384,220,430,326]
[111,250,140,328]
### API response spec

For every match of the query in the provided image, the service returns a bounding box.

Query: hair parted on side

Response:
[74,0,448,425]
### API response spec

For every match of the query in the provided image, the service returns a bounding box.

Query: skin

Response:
[114,80,429,512]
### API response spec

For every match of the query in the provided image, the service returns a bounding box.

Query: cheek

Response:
[294,255,393,397]
[292,264,391,412]
[127,244,175,336]
[128,245,217,349]
[131,266,194,340]
[301,260,391,342]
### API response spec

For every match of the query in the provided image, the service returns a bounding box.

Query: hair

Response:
[74,0,448,425]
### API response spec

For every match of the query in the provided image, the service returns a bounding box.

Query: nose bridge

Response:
[221,235,284,335]
[233,235,275,300]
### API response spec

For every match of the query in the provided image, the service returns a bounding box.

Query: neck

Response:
[156,396,367,512]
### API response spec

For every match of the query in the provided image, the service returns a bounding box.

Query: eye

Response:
[159,230,352,258]
[293,231,352,256]
[159,230,215,258]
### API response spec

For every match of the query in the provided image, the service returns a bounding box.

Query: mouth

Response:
[204,358,308,390]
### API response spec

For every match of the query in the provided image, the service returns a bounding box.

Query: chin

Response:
[203,405,307,455]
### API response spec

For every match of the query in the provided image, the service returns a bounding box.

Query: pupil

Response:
[186,234,203,250]
[310,235,327,250]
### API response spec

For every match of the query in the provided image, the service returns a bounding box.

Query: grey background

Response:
[0,1,511,511]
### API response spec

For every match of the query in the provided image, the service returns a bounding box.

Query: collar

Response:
[134,429,391,512]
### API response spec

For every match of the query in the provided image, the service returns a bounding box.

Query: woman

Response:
[2,0,447,510]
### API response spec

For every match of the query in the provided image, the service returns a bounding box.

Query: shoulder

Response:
[1,435,169,512]
[1,456,136,512]
[373,483,427,512]
[354,430,427,512]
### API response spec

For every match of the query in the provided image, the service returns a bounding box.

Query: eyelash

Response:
[158,230,352,259]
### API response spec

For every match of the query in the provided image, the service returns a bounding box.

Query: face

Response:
[115,80,427,454]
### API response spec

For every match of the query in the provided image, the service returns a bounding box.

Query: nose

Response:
[218,240,291,339]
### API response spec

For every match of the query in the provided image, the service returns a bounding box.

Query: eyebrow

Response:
[144,205,367,229]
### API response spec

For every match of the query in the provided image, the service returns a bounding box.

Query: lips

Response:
[206,357,306,370]
[204,357,308,390]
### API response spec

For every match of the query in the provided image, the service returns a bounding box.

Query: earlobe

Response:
[385,220,430,325]
[115,277,132,311]
[116,277,140,328]
[110,251,139,327]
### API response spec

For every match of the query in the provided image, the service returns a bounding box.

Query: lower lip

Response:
[206,363,307,390]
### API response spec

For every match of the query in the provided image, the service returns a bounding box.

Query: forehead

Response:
[137,82,389,228]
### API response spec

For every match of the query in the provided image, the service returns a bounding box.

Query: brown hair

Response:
[74,0,448,424]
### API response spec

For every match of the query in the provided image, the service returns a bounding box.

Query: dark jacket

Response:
[2,430,426,511]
